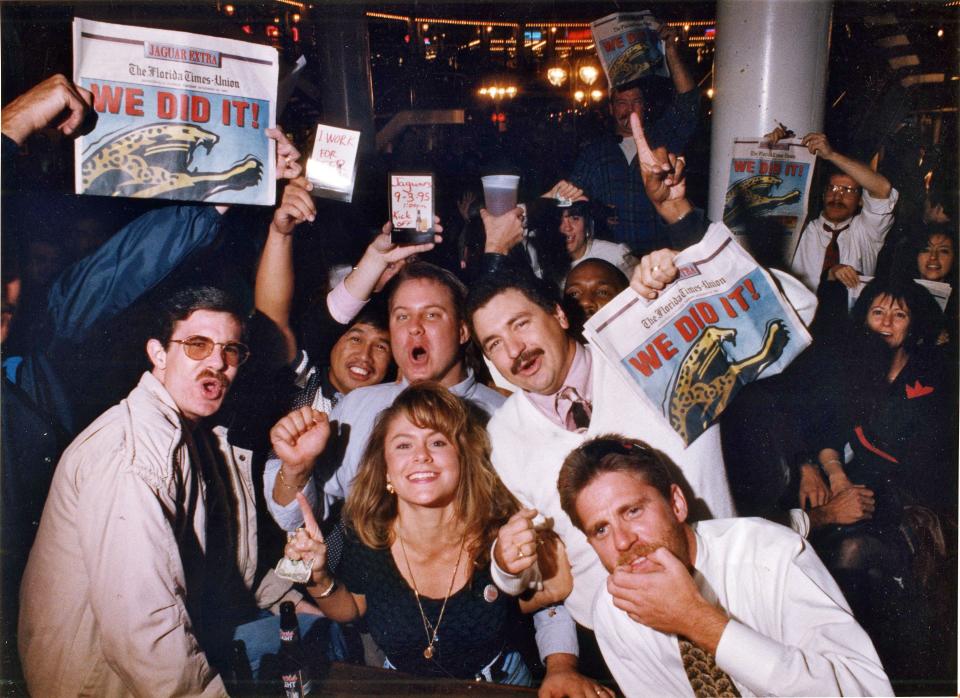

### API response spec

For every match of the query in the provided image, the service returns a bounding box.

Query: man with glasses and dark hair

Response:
[19,286,307,697]
[556,434,892,697]
[789,132,897,293]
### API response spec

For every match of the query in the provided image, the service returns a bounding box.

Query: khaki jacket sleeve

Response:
[78,443,229,697]
[255,568,303,613]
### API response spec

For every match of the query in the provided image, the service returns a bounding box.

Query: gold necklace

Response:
[397,530,466,660]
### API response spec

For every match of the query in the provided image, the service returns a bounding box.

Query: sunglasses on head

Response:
[170,335,250,367]
[581,437,653,462]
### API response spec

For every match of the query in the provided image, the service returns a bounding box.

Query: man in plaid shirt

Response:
[569,26,699,256]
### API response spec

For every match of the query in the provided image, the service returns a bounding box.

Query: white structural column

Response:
[707,0,833,224]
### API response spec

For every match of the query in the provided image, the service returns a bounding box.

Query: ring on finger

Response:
[517,547,526,560]
[652,264,661,273]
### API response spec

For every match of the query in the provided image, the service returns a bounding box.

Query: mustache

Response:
[198,368,230,389]
[617,541,662,568]
[511,348,544,375]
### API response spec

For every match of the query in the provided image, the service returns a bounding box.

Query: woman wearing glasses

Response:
[278,383,611,694]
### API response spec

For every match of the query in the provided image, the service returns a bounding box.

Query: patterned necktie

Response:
[555,386,592,432]
[678,638,740,697]
[821,223,849,274]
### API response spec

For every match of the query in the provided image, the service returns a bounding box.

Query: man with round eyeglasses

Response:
[19,286,307,697]
[789,132,897,293]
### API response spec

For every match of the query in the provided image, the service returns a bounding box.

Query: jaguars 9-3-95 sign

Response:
[73,18,278,205]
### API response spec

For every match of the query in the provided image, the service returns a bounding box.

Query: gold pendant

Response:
[424,645,434,659]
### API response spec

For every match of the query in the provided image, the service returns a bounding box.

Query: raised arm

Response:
[801,133,892,199]
[1,74,91,146]
[46,205,224,346]
[660,25,695,95]
[254,178,316,364]
[339,221,441,309]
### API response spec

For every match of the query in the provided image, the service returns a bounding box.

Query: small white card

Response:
[305,123,360,202]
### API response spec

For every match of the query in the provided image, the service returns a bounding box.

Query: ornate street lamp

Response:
[547,66,568,87]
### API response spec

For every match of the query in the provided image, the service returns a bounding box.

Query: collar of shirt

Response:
[399,367,478,397]
[525,343,593,429]
[816,213,854,237]
[619,136,638,164]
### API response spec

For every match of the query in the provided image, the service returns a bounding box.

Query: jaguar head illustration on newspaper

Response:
[81,122,263,200]
[666,318,789,444]
[723,175,801,225]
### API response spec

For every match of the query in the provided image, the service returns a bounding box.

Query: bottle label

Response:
[282,672,304,698]
[279,629,297,643]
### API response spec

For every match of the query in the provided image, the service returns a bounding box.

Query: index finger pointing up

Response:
[296,492,323,541]
[630,112,660,171]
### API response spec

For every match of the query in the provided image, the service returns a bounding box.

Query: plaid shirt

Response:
[569,89,699,256]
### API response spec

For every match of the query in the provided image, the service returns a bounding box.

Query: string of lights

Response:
[363,12,716,32]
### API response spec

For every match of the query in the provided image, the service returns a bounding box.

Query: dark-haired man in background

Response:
[568,25,698,256]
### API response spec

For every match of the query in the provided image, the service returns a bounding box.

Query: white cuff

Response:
[264,457,318,531]
[714,619,775,694]
[488,539,542,595]
[788,508,811,539]
[532,605,579,660]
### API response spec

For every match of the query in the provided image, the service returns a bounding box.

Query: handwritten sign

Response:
[390,173,434,233]
[305,123,360,202]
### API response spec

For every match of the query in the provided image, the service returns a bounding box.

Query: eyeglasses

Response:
[170,335,250,367]
[826,184,860,196]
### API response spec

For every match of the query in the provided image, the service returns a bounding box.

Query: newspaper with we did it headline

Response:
[584,222,812,446]
[73,18,278,205]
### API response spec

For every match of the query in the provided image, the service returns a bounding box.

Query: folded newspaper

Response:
[849,275,952,312]
[584,223,812,446]
[590,12,670,90]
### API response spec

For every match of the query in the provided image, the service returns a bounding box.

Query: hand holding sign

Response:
[271,177,316,236]
[630,248,680,300]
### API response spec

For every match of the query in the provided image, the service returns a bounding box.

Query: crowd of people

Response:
[1,53,956,698]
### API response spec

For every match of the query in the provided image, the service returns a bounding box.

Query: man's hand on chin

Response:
[607,547,728,654]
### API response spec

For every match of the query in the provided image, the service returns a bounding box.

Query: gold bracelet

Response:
[316,578,337,598]
[278,468,307,491]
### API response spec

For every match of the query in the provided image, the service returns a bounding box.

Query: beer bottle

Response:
[279,601,312,697]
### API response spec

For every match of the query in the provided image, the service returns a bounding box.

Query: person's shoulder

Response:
[337,381,403,416]
[699,517,805,557]
[486,390,526,429]
[467,381,507,412]
[576,134,620,158]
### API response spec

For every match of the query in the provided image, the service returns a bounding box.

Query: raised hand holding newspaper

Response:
[73,18,278,205]
[585,112,812,447]
[584,225,812,446]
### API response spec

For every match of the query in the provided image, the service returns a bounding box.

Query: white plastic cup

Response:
[481,175,520,216]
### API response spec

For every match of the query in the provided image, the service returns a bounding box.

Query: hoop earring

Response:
[386,482,395,494]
